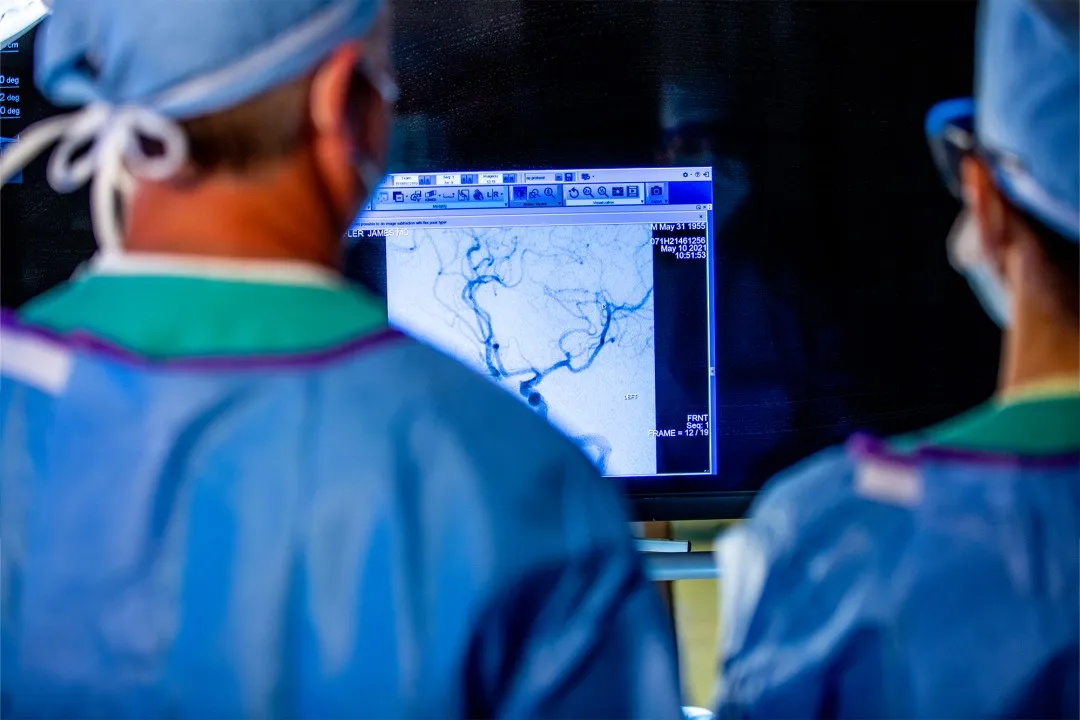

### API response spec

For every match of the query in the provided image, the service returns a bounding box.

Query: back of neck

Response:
[123,164,343,269]
[1000,300,1080,397]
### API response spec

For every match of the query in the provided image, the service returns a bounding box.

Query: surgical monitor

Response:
[345,166,718,499]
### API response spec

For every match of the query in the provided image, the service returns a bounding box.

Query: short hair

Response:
[1015,203,1080,321]
[178,74,314,172]
[178,66,379,173]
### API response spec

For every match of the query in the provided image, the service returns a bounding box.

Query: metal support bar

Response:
[635,538,691,553]
[643,551,719,581]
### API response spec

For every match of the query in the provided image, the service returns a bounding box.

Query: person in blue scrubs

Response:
[0,1,683,716]
[713,0,1079,717]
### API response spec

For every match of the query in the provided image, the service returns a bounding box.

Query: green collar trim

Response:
[19,271,387,359]
[891,393,1080,456]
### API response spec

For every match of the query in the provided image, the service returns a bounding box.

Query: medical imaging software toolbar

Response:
[347,166,717,479]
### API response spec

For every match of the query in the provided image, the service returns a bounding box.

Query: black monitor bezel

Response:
[628,490,755,521]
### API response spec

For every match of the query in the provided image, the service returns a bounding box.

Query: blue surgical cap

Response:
[35,0,383,119]
[976,0,1079,240]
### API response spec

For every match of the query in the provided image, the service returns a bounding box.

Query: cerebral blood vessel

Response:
[393,226,654,473]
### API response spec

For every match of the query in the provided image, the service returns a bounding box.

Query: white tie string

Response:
[0,102,188,254]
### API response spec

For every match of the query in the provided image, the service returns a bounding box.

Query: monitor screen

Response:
[346,166,718,481]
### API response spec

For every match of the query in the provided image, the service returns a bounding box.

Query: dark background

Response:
[0,0,996,507]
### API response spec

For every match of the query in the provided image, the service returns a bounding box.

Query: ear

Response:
[306,41,366,221]
[960,156,1012,275]
[310,41,364,147]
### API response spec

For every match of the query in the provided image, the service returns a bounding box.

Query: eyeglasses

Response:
[925,97,1027,203]
[926,98,977,201]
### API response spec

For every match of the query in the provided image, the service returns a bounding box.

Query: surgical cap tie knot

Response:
[0,101,188,254]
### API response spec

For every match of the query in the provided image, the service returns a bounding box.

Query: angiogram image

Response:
[386,223,657,476]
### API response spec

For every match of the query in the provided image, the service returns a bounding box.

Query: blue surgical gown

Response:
[0,313,682,718]
[714,426,1080,719]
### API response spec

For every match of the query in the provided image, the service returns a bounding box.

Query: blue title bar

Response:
[383,166,712,187]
